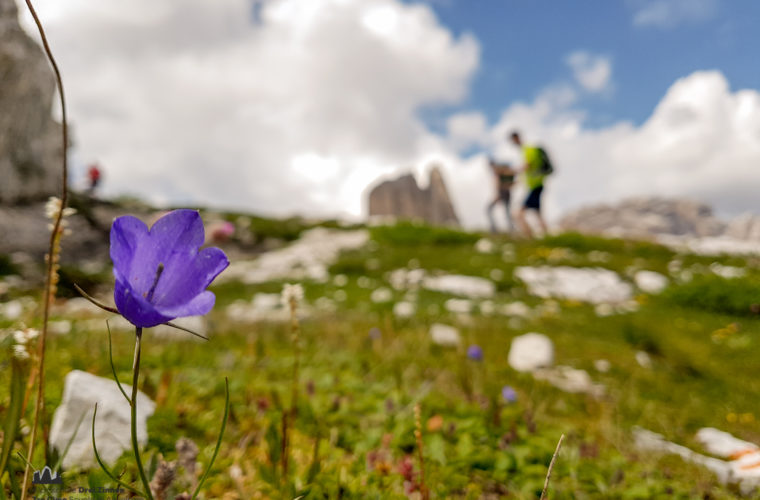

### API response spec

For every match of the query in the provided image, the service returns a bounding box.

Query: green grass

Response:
[2,220,759,498]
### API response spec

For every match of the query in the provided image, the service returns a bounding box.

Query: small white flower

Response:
[44,197,76,221]
[13,327,39,345]
[281,283,304,307]
[12,344,30,360]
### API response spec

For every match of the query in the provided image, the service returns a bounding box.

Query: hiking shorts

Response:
[524,185,543,211]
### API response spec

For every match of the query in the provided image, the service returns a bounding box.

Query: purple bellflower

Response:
[467,344,483,361]
[110,209,229,328]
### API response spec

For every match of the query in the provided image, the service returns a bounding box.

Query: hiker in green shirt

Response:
[510,131,549,238]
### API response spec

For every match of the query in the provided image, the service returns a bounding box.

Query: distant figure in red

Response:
[87,163,101,195]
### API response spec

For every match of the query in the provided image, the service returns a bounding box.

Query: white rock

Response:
[515,266,633,304]
[50,370,155,470]
[594,303,615,317]
[0,299,23,320]
[423,274,495,298]
[634,270,668,294]
[475,238,495,253]
[333,274,349,287]
[429,323,461,347]
[533,365,605,398]
[594,359,611,373]
[696,428,758,458]
[393,301,416,318]
[370,287,393,303]
[500,301,532,318]
[508,333,554,372]
[219,228,368,284]
[709,263,746,279]
[479,300,495,315]
[635,350,652,368]
[444,298,472,314]
[489,268,504,281]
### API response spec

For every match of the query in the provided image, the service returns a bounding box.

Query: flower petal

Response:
[152,247,229,309]
[110,215,149,281]
[158,290,216,318]
[114,277,172,328]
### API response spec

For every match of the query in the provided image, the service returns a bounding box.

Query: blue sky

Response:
[413,0,760,129]
[22,0,760,227]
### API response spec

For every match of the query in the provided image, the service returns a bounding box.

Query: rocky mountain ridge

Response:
[0,0,62,204]
[559,197,760,243]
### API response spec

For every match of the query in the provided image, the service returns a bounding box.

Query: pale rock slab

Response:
[508,333,554,372]
[50,370,155,470]
[429,323,461,347]
[634,270,668,294]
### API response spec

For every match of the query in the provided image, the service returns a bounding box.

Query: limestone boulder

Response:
[49,370,155,470]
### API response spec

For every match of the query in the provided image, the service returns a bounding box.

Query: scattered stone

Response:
[0,299,23,320]
[479,300,495,316]
[634,270,668,294]
[444,298,472,314]
[635,350,652,368]
[594,303,615,317]
[515,266,633,304]
[429,323,461,347]
[370,287,393,303]
[475,238,495,253]
[393,301,415,318]
[634,427,760,494]
[48,320,72,335]
[220,228,368,285]
[489,268,504,281]
[423,274,495,298]
[594,359,611,373]
[709,263,746,279]
[500,301,532,318]
[50,370,155,469]
[225,293,308,323]
[388,268,426,291]
[508,333,554,372]
[533,366,605,398]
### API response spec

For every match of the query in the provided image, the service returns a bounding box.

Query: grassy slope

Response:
[2,219,760,498]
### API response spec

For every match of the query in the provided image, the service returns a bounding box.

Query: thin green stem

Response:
[191,378,229,499]
[107,321,130,404]
[131,327,154,500]
[20,0,69,495]
[91,404,144,497]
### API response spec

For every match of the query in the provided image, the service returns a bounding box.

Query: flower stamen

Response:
[145,263,165,302]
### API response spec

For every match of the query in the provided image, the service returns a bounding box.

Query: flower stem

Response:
[132,327,154,500]
[19,0,69,496]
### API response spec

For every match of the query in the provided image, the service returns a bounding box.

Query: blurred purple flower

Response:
[369,327,382,340]
[467,344,483,361]
[110,209,229,328]
[501,385,517,404]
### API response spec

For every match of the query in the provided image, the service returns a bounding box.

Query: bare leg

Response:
[518,207,533,238]
[536,211,549,237]
[486,198,499,233]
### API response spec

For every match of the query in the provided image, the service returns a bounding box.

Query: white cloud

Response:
[565,51,612,94]
[19,0,478,219]
[630,0,718,28]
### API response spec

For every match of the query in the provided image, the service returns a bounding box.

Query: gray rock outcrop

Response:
[367,166,459,226]
[559,197,726,239]
[49,370,155,470]
[0,0,63,204]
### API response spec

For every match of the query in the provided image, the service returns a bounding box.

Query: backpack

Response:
[537,146,554,175]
